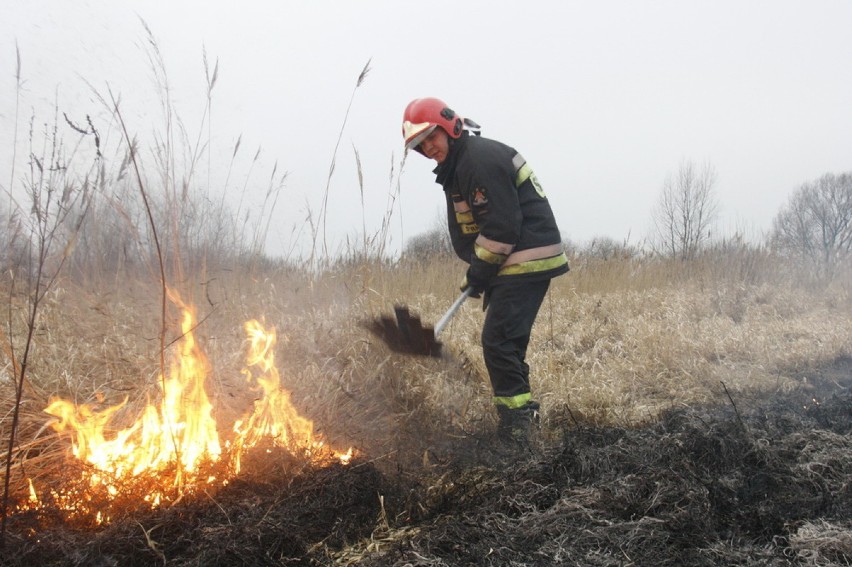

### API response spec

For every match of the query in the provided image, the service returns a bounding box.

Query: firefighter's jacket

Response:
[432,131,569,283]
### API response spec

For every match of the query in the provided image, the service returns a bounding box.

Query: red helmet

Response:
[402,97,464,151]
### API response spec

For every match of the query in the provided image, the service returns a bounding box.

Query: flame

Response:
[44,296,221,491]
[26,479,40,507]
[32,295,352,522]
[230,319,351,473]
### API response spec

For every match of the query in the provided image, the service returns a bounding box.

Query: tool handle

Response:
[434,287,474,338]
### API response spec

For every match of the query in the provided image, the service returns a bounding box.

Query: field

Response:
[1,251,851,566]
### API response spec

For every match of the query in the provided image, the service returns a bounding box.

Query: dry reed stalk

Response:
[312,59,372,267]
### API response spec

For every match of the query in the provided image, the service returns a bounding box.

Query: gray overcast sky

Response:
[2,1,851,257]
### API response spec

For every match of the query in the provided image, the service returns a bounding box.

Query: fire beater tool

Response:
[367,287,474,357]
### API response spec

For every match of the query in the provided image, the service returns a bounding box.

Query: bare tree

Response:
[582,235,640,261]
[402,224,454,262]
[651,160,719,260]
[772,172,852,278]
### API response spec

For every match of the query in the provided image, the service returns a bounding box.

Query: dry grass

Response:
[2,253,849,493]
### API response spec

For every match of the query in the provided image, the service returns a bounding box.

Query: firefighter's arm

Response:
[461,238,511,296]
[463,159,521,290]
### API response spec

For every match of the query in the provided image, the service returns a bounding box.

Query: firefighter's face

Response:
[419,128,449,163]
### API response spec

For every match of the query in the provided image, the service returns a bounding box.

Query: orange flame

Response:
[33,295,352,521]
[44,297,221,490]
[230,319,351,472]
[26,479,39,507]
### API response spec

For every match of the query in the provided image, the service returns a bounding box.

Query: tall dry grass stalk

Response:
[5,43,21,218]
[311,59,372,268]
[0,96,99,543]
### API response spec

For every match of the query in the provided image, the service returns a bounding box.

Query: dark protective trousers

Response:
[481,278,551,405]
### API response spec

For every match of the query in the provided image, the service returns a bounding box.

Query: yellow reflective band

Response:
[476,234,514,255]
[515,163,532,187]
[455,211,474,224]
[461,223,480,235]
[493,392,532,409]
[498,252,568,275]
[474,242,508,265]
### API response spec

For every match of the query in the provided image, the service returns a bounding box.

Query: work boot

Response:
[495,401,540,448]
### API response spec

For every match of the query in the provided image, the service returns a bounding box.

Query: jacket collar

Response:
[433,131,469,186]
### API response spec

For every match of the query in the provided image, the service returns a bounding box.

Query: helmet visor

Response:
[403,122,437,151]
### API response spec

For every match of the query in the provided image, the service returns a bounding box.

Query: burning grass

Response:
[9,457,390,566]
[3,283,353,534]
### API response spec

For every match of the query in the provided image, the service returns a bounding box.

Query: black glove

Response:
[460,274,482,298]
[461,257,500,297]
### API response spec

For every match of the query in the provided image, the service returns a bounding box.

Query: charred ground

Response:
[4,357,850,567]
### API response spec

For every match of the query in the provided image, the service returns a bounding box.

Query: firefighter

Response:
[402,97,569,445]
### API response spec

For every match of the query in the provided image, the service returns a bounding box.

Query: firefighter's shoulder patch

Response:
[472,187,488,207]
